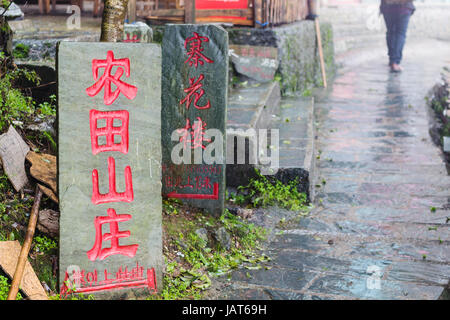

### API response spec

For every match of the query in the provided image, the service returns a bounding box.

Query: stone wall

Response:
[152,21,335,95]
[271,21,334,94]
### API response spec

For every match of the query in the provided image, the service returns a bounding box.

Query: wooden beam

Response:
[254,0,263,28]
[147,8,184,17]
[184,0,196,23]
[195,9,253,19]
[195,17,254,26]
[127,0,137,23]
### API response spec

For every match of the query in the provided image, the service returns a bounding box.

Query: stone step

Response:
[226,81,281,188]
[275,96,316,198]
[226,88,317,200]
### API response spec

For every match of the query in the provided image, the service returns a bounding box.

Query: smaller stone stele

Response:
[161,24,228,216]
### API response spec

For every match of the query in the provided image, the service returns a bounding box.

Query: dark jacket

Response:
[380,0,415,15]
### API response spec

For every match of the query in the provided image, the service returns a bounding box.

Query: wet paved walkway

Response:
[221,40,450,300]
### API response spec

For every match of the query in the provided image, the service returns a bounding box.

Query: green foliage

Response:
[41,131,57,152]
[33,235,57,254]
[163,198,180,216]
[229,171,308,211]
[12,43,30,60]
[0,275,22,300]
[0,68,39,132]
[1,0,11,8]
[36,94,56,117]
[49,292,94,300]
[157,209,268,300]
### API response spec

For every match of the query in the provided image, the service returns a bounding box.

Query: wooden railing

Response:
[254,0,309,27]
[137,0,310,27]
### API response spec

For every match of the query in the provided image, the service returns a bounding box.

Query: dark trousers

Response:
[382,11,411,65]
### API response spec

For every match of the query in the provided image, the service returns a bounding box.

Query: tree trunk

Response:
[100,0,129,42]
[0,16,14,76]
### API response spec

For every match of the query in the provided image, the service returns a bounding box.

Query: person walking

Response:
[380,0,415,72]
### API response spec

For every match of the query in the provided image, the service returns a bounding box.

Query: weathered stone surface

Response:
[58,42,163,299]
[161,24,228,216]
[123,22,152,43]
[213,227,231,251]
[0,2,24,20]
[444,136,450,152]
[0,125,29,191]
[227,21,335,93]
[195,228,208,244]
[230,45,278,82]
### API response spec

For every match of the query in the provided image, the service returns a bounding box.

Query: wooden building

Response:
[137,0,310,28]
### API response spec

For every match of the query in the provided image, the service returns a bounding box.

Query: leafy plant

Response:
[36,94,56,117]
[12,43,30,60]
[33,235,57,254]
[231,170,308,211]
[0,275,22,300]
[157,208,268,300]
[0,68,39,132]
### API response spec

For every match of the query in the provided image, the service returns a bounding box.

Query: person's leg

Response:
[383,12,396,65]
[392,12,411,65]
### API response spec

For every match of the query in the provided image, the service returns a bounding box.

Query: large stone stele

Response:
[57,42,163,299]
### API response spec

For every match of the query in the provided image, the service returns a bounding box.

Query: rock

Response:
[0,125,30,191]
[229,45,279,83]
[444,136,450,152]
[0,2,24,21]
[195,228,208,243]
[123,22,152,43]
[26,116,56,135]
[214,227,231,251]
[228,207,253,219]
[37,209,59,237]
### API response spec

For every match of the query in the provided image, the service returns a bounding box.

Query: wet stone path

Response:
[220,40,450,300]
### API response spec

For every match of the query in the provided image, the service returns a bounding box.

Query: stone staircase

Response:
[226,80,316,199]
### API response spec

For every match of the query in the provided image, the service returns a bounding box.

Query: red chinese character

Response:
[177,117,211,150]
[195,176,212,190]
[180,74,211,110]
[87,208,138,261]
[86,50,138,105]
[123,34,140,43]
[92,157,133,204]
[181,176,194,189]
[184,32,214,68]
[90,109,129,155]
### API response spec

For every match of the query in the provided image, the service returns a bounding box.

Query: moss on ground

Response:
[149,200,269,300]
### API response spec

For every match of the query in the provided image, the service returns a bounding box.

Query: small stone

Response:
[214,227,231,251]
[237,208,253,219]
[195,228,209,243]
[0,2,24,20]
[328,239,334,245]
[26,116,56,135]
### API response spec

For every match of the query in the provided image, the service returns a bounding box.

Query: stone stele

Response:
[57,42,162,299]
[161,24,228,216]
